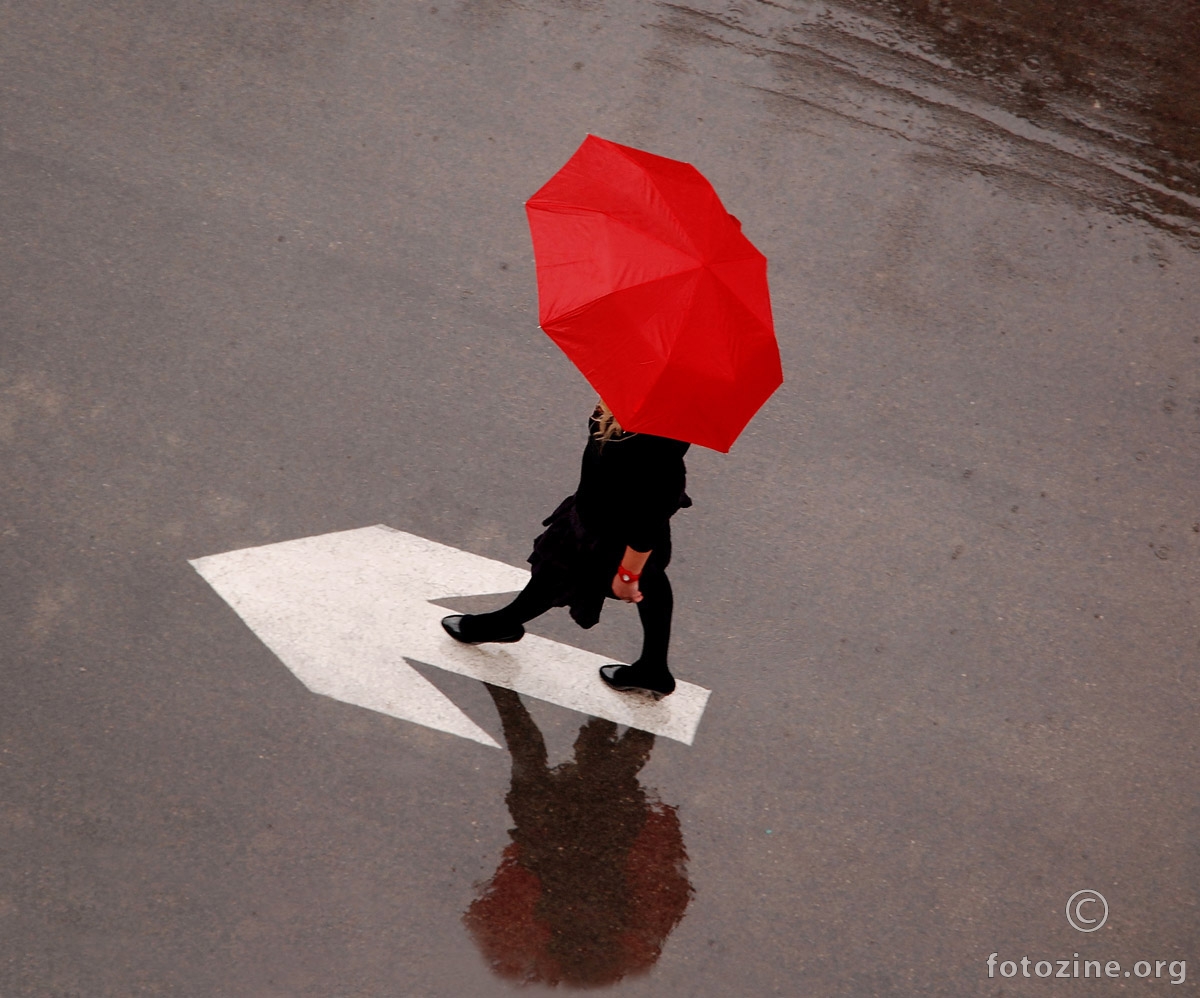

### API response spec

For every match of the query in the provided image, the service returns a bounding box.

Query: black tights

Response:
[468,569,674,668]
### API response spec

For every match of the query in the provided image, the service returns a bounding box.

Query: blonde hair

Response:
[592,399,626,443]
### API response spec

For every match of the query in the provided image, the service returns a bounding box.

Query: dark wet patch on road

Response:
[649,0,1200,243]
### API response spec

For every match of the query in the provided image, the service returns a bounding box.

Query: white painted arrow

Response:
[189,525,710,746]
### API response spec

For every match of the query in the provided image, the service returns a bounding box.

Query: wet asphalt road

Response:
[3,1,1199,995]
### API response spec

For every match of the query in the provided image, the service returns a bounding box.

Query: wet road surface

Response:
[2,0,1198,994]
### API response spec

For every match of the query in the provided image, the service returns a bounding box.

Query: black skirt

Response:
[528,494,676,629]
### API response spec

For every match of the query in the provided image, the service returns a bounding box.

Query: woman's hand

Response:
[612,546,651,603]
[612,574,644,603]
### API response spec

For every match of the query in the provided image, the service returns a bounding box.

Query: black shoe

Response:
[441,614,524,645]
[599,662,676,700]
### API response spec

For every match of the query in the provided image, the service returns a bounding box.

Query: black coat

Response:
[527,417,691,629]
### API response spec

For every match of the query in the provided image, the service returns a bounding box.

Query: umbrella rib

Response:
[620,270,706,426]
[527,200,707,272]
[606,143,714,259]
[703,257,775,333]
[539,260,702,327]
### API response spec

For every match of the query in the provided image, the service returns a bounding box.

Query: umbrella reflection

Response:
[464,684,693,987]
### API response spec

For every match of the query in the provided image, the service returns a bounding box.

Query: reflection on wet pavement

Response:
[464,686,692,987]
[655,0,1200,241]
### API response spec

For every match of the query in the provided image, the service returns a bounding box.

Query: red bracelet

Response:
[617,565,641,583]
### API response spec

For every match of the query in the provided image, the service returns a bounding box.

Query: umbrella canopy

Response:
[526,134,782,452]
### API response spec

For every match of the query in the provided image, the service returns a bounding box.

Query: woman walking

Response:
[441,401,691,699]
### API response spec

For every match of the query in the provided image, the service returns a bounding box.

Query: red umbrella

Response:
[526,134,782,453]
